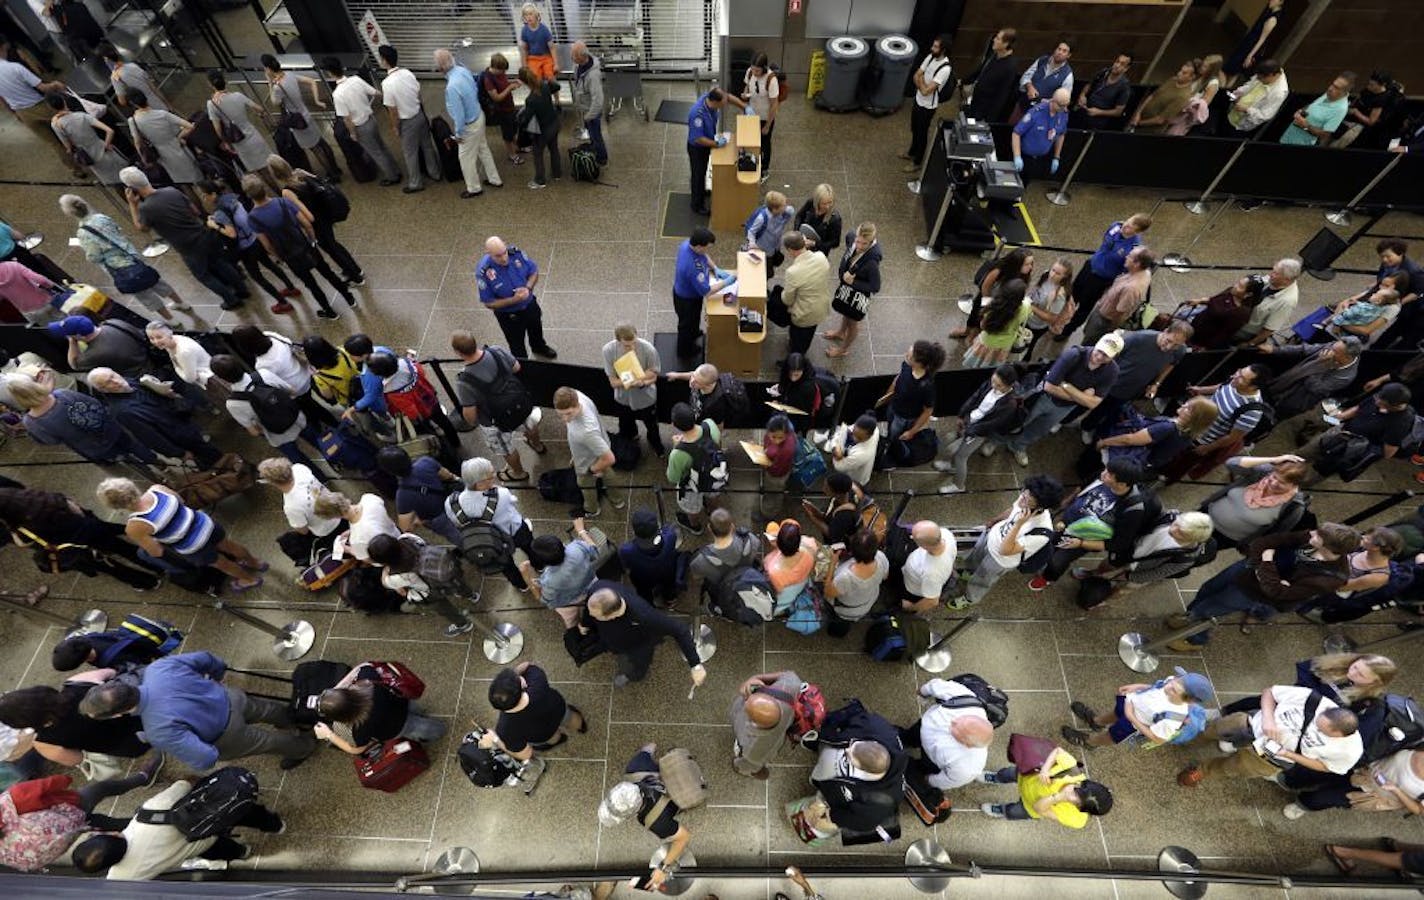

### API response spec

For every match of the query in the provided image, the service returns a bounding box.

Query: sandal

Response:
[824,346,848,358]
[1323,844,1355,876]
[526,440,549,455]
[229,577,263,594]
[497,468,530,483]
[242,560,270,573]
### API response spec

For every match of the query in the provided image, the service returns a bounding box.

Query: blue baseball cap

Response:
[46,315,95,338]
[1173,667,1216,703]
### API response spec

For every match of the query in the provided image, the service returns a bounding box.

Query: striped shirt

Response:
[131,489,215,555]
[1197,383,1264,444]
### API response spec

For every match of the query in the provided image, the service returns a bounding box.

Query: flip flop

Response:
[497,468,530,482]
[229,577,263,594]
[243,560,270,573]
[1323,844,1355,876]
[527,441,549,455]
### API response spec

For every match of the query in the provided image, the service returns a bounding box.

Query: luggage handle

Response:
[224,665,295,684]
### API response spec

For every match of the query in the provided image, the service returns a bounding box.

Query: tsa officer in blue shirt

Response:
[686,88,746,216]
[1061,213,1152,343]
[1011,87,1070,184]
[477,235,557,360]
[672,226,736,359]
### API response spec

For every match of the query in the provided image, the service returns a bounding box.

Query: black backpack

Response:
[569,143,601,183]
[477,69,497,117]
[942,673,1010,727]
[290,659,349,725]
[1363,694,1424,763]
[448,489,516,574]
[610,431,642,471]
[1224,399,1275,448]
[233,372,301,433]
[680,423,729,495]
[304,175,350,222]
[458,731,521,787]
[717,373,750,422]
[1015,527,1059,574]
[135,767,258,839]
[459,349,534,432]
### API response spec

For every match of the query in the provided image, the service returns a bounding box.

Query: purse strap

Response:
[80,224,142,266]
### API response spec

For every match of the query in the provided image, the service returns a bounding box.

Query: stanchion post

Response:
[1118,617,1221,673]
[1164,194,1236,271]
[1325,153,1403,227]
[1046,131,1094,207]
[462,571,524,664]
[1184,140,1249,215]
[916,615,980,673]
[211,600,315,662]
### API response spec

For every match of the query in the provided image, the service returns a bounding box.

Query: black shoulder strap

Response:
[80,224,140,263]
[1295,691,1325,754]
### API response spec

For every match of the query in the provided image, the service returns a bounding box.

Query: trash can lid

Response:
[876,35,919,61]
[826,36,869,59]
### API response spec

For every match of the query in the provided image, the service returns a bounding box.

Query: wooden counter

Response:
[711,114,762,231]
[703,250,768,379]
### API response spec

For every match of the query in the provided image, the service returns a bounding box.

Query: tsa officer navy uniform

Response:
[672,226,736,360]
[686,88,746,216]
[1012,87,1070,184]
[477,235,557,360]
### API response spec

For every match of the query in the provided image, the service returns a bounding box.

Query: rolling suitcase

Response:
[354,737,431,792]
[428,114,463,182]
[226,661,351,726]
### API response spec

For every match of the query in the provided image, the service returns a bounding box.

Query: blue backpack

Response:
[319,421,380,473]
[784,586,823,635]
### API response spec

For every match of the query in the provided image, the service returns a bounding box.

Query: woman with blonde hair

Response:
[823,222,882,357]
[96,477,265,592]
[1194,54,1225,131]
[794,183,843,252]
[1302,653,1397,705]
[1089,396,1218,477]
[517,3,557,83]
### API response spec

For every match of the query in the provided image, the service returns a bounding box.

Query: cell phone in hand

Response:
[628,873,658,891]
[1376,772,1390,786]
[1262,738,1284,757]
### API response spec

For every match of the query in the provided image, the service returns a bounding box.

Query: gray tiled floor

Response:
[4,48,1424,899]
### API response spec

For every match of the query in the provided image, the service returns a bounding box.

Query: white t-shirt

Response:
[332,76,379,126]
[743,69,779,119]
[1373,749,1424,800]
[986,502,1053,568]
[968,386,1009,424]
[1127,685,1191,742]
[1133,524,1185,561]
[831,426,878,486]
[255,335,312,395]
[1241,281,1299,335]
[106,781,217,880]
[344,493,399,562]
[381,67,423,119]
[903,527,958,599]
[919,678,991,790]
[916,55,952,110]
[283,463,341,536]
[1249,685,1364,775]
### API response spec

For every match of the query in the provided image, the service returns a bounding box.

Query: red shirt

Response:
[483,70,516,113]
[764,434,796,477]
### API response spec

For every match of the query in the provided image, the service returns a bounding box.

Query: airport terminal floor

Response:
[5,63,1424,899]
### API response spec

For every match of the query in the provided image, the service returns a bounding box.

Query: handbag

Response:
[278,106,308,130]
[1006,732,1058,774]
[17,527,90,574]
[68,145,94,167]
[393,414,440,461]
[81,225,161,294]
[790,436,827,488]
[831,282,871,318]
[208,98,246,144]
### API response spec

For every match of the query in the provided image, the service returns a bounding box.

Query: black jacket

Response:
[838,233,882,296]
[794,199,843,252]
[965,54,1018,122]
[809,700,907,840]
[957,379,1019,438]
[580,580,700,666]
[518,81,561,133]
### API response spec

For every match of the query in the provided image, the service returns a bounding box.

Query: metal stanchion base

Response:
[1158,846,1207,900]
[482,622,524,664]
[1163,253,1193,273]
[1118,632,1161,673]
[66,609,108,639]
[914,243,942,262]
[430,847,479,896]
[915,632,952,673]
[141,240,169,258]
[1184,201,1208,215]
[693,623,717,662]
[1325,209,1352,227]
[1322,632,1356,654]
[19,233,43,250]
[273,620,315,661]
[906,838,953,893]
[1046,189,1071,206]
[650,846,696,896]
[907,179,921,195]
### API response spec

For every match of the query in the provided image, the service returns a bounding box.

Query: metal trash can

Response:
[818,36,869,112]
[865,35,919,114]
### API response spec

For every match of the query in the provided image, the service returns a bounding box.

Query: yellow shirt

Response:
[1017,750,1089,828]
[312,349,360,406]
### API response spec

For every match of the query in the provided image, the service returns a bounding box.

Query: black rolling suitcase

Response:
[333,119,378,183]
[428,114,463,182]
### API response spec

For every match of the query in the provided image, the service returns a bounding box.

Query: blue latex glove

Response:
[715,134,728,147]
[1050,158,1060,175]
[1013,156,1024,172]
[715,268,732,281]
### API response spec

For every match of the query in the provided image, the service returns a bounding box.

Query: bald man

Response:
[476,235,557,360]
[731,670,804,778]
[1011,86,1071,184]
[435,48,503,197]
[807,700,908,842]
[910,678,995,790]
[901,521,958,613]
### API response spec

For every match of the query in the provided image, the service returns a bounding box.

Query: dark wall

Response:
[1285,0,1423,99]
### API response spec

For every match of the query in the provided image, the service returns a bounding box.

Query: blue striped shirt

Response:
[1198,382,1264,444]
[133,489,215,556]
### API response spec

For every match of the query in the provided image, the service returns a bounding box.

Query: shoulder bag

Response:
[80,224,161,294]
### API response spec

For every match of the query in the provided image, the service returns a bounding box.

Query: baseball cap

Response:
[631,509,662,548]
[47,315,95,339]
[1173,666,1216,703]
[1093,332,1125,359]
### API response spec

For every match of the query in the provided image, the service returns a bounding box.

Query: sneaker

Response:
[1217,740,1236,754]
[583,507,602,518]
[612,674,630,688]
[269,301,294,314]
[1282,802,1307,820]
[278,287,302,299]
[1060,726,1092,747]
[347,273,367,287]
[180,858,229,871]
[937,481,964,495]
[1080,430,1093,445]
[445,620,475,637]
[980,771,1000,784]
[1027,575,1049,592]
[608,495,627,510]
[1012,449,1029,467]
[1049,424,1061,434]
[1411,453,1424,466]
[980,803,1007,818]
[810,430,827,444]
[1164,613,1192,629]
[316,309,339,319]
[932,460,955,472]
[272,817,287,835]
[1070,701,1103,730]
[528,180,547,190]
[980,443,997,458]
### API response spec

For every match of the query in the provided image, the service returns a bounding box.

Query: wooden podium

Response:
[703,250,767,379]
[710,114,763,232]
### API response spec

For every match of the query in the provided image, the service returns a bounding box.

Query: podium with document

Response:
[703,250,767,378]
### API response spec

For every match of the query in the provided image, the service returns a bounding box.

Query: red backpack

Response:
[760,682,826,741]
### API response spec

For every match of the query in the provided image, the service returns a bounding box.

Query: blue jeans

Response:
[888,413,916,444]
[584,116,608,163]
[1185,560,1275,644]
[988,766,1033,819]
[1002,395,1075,453]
